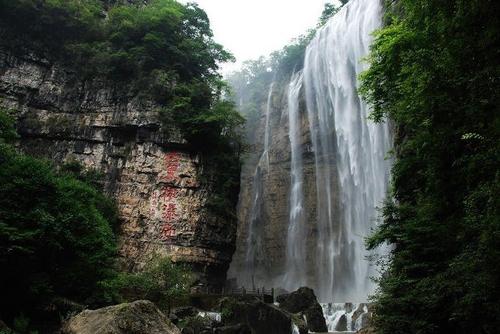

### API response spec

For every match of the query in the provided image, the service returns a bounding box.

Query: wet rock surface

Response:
[220,296,292,334]
[62,300,180,334]
[228,78,329,293]
[276,287,327,333]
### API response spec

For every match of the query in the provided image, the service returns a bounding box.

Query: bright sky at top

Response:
[178,0,336,74]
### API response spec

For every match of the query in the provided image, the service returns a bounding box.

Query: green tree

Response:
[107,256,194,313]
[0,110,118,324]
[0,0,243,220]
[360,0,500,333]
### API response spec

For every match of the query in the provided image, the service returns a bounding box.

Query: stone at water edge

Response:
[335,314,348,332]
[351,303,372,331]
[214,324,251,334]
[356,326,375,334]
[170,306,198,325]
[219,296,292,334]
[351,304,365,325]
[276,287,328,333]
[62,300,180,334]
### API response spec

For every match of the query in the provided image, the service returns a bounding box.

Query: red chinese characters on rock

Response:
[160,186,179,222]
[161,187,178,201]
[159,190,179,242]
[163,202,177,222]
[158,151,182,243]
[161,222,176,241]
[164,151,181,183]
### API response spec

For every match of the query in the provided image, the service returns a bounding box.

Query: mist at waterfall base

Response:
[229,0,392,305]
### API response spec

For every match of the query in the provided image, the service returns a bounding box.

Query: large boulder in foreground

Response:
[220,296,292,334]
[62,300,180,334]
[276,287,327,333]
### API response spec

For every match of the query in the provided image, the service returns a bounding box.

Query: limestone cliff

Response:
[228,78,327,289]
[0,50,237,288]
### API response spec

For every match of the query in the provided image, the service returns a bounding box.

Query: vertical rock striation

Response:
[228,78,319,290]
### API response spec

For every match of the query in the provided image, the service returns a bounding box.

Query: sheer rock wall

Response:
[0,50,237,288]
[228,79,325,289]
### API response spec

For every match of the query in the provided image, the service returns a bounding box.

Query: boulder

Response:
[351,303,372,331]
[214,324,251,334]
[62,300,180,334]
[351,304,366,325]
[357,326,375,334]
[359,313,372,330]
[172,306,198,319]
[290,314,308,334]
[335,314,348,332]
[178,315,216,334]
[220,297,292,334]
[0,320,11,332]
[276,287,327,333]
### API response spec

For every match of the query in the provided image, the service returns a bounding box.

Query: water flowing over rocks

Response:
[62,300,181,334]
[276,287,327,333]
[322,303,372,332]
[0,50,237,288]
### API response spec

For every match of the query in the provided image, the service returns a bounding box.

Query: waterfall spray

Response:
[303,0,391,302]
[243,82,276,283]
[231,0,391,304]
[283,71,307,290]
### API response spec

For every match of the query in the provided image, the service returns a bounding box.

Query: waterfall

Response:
[283,72,307,290]
[302,0,390,302]
[243,82,275,284]
[321,303,370,332]
[263,82,275,168]
[231,0,391,304]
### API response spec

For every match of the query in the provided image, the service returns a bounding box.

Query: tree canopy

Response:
[360,0,500,333]
[0,109,119,326]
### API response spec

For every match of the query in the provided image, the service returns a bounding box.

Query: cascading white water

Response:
[322,303,370,332]
[232,0,391,306]
[263,82,275,168]
[283,72,307,290]
[302,0,391,302]
[243,82,275,284]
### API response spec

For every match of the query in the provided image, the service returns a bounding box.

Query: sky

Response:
[178,0,335,74]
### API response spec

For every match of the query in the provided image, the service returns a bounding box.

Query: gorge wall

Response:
[0,50,237,288]
[228,77,327,291]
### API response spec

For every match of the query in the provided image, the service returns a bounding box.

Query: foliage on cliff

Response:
[360,0,500,333]
[0,110,194,331]
[0,110,118,324]
[101,256,194,313]
[0,0,231,82]
[0,0,244,218]
[227,1,347,145]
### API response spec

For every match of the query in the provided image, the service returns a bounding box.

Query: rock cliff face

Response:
[0,50,237,288]
[228,79,324,289]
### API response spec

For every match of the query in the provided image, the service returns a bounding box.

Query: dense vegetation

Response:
[0,109,118,330]
[1,110,194,332]
[103,256,194,313]
[360,0,500,333]
[0,0,244,218]
[0,0,240,331]
[0,0,231,83]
